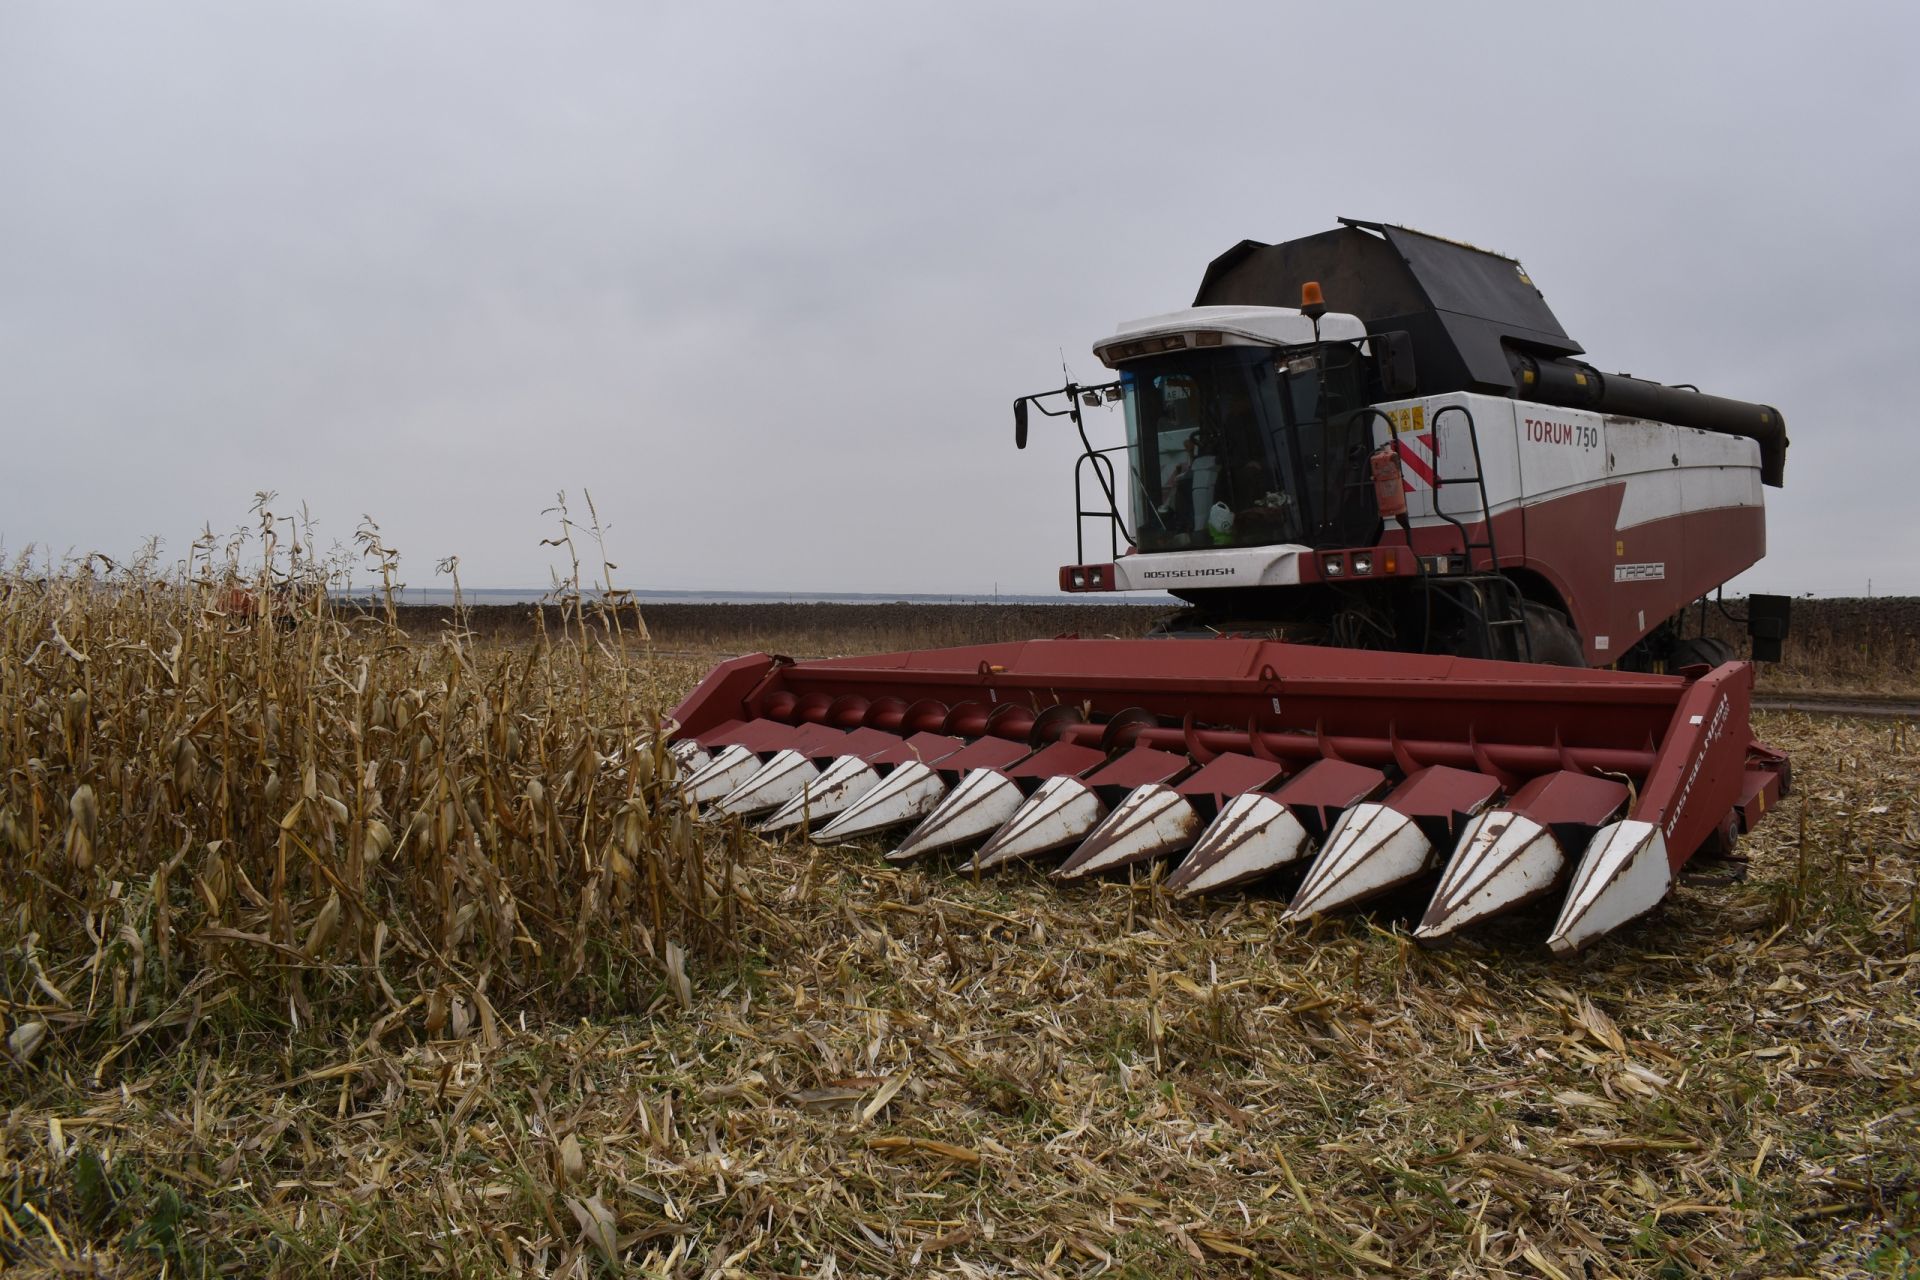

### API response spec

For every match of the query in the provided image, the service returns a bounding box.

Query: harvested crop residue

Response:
[3,635,1916,1275]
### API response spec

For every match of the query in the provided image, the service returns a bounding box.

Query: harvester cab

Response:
[666,219,1795,955]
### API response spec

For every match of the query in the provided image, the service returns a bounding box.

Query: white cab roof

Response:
[1094,304,1368,368]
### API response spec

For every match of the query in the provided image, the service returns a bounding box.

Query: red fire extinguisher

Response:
[1371,446,1408,519]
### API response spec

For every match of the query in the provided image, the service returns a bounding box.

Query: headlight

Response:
[1321,554,1345,577]
[1069,568,1085,588]
[1351,553,1373,575]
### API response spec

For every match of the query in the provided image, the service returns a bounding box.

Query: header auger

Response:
[665,219,1794,953]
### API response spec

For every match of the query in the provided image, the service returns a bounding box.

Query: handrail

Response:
[1428,403,1499,573]
[1074,445,1131,563]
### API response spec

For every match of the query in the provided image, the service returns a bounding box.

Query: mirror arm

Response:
[1014,380,1126,448]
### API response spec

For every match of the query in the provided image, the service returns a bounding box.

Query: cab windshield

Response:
[1122,344,1371,552]
[1121,345,1336,552]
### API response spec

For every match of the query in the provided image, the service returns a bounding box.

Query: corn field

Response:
[2,534,1917,1275]
[0,544,738,1074]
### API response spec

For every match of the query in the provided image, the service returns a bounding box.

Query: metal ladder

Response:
[1426,405,1533,662]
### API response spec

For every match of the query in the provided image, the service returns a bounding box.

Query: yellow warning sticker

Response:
[1388,405,1426,434]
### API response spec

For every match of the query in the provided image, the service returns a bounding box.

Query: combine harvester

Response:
[667,219,1795,954]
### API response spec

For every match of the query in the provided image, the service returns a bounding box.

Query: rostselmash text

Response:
[1140,567,1237,580]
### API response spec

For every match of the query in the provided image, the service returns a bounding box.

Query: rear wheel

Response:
[1668,636,1736,671]
[1521,602,1585,667]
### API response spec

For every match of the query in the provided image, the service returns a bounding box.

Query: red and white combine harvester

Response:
[667,219,1795,954]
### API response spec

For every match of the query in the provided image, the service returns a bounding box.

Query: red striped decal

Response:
[1396,439,1439,488]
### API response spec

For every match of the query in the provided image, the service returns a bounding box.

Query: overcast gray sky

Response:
[3,2,1917,596]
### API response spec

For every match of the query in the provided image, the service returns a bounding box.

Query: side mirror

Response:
[1746,593,1792,663]
[1373,331,1417,399]
[1014,399,1029,449]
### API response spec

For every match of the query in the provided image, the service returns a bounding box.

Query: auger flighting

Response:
[665,219,1795,954]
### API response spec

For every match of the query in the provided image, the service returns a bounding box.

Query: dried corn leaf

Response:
[868,1136,982,1166]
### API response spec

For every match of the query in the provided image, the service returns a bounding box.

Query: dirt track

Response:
[1753,692,1920,719]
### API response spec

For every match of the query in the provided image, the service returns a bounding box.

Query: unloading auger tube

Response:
[661,638,1789,954]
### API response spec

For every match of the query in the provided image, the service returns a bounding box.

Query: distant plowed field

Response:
[404,600,1172,655]
[389,596,1920,692]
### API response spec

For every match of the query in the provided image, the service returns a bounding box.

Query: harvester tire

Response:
[1521,603,1585,667]
[1667,636,1736,672]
